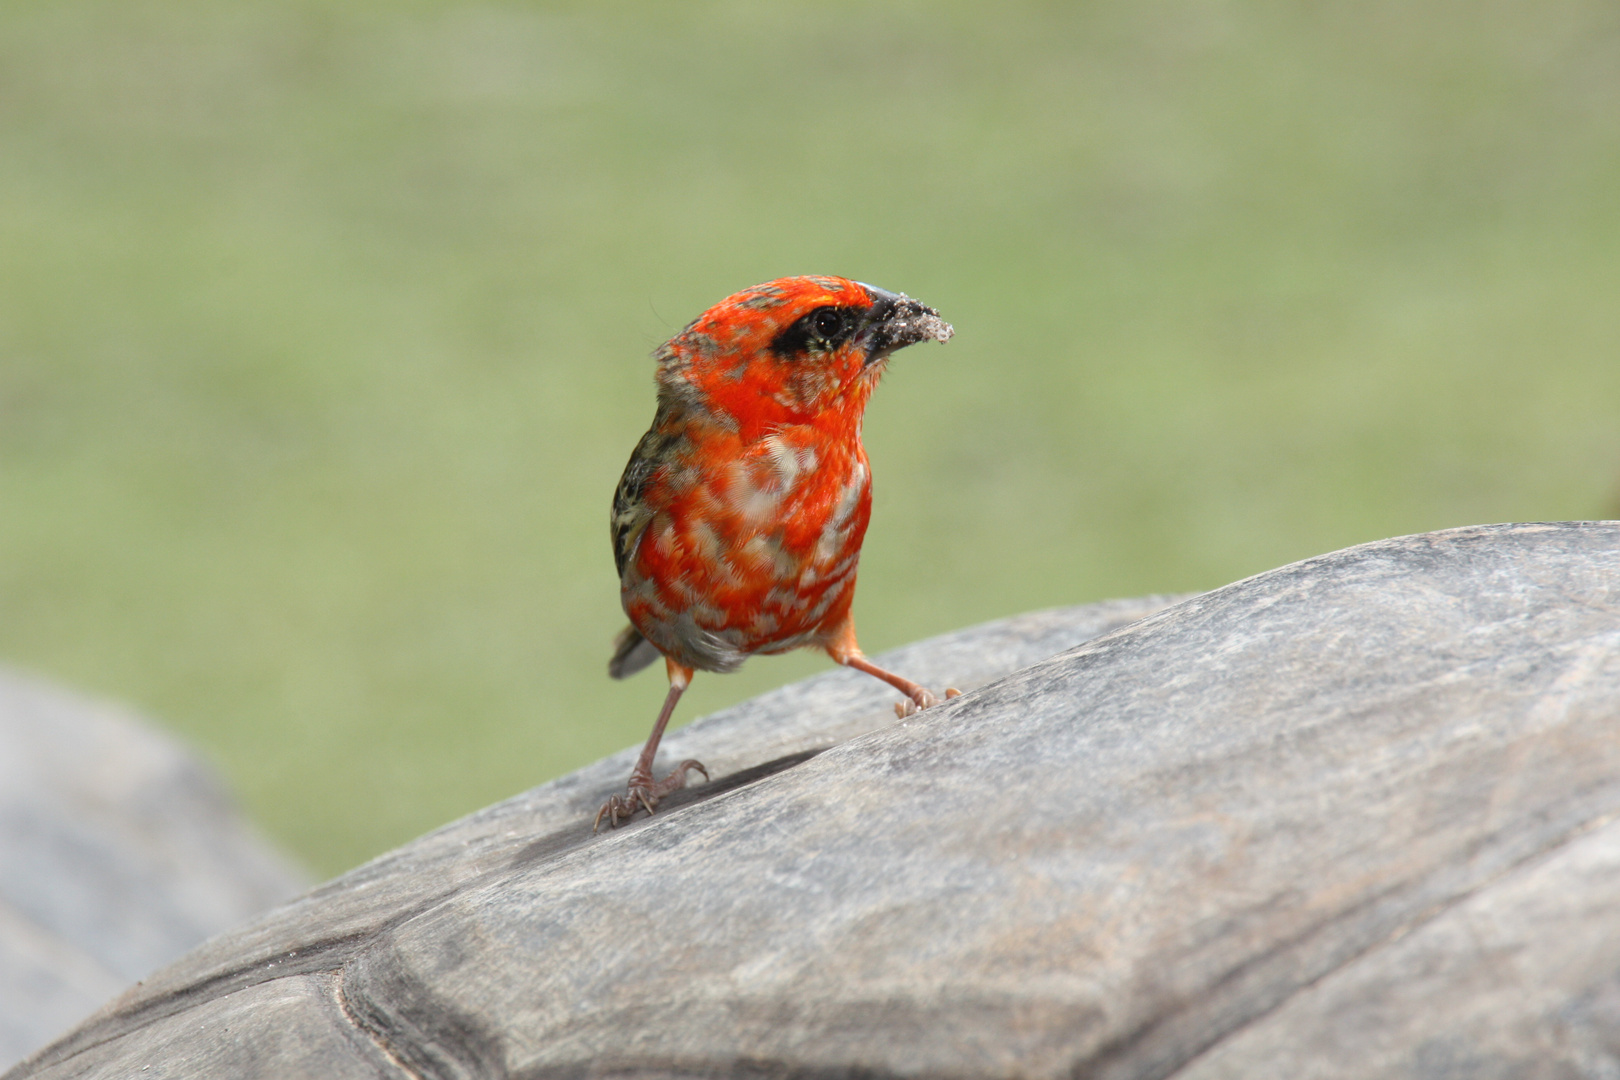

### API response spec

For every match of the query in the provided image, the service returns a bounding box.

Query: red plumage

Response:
[599,275,955,829]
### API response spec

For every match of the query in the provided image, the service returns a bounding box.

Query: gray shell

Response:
[11,522,1620,1080]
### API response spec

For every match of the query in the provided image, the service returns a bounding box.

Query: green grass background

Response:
[2,0,1617,875]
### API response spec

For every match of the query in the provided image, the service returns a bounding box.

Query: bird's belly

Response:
[735,536,862,654]
[622,456,870,670]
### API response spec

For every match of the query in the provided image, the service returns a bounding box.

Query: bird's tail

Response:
[608,624,662,680]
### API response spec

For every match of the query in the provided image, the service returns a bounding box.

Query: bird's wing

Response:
[610,425,679,580]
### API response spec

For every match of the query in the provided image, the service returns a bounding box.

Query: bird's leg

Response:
[594,659,709,832]
[843,654,964,717]
[824,618,961,719]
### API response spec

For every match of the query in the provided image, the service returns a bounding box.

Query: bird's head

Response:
[652,275,952,439]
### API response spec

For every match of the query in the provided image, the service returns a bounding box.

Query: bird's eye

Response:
[811,308,845,340]
[768,304,856,359]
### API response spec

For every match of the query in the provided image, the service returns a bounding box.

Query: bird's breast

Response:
[622,429,871,663]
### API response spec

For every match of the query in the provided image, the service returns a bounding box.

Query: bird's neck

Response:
[663,360,879,446]
[764,368,878,445]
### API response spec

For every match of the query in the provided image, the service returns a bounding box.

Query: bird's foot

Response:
[894,686,962,719]
[593,759,709,832]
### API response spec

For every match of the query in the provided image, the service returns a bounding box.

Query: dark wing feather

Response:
[608,421,680,679]
[610,425,677,580]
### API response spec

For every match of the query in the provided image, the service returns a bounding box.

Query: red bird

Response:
[598,275,957,829]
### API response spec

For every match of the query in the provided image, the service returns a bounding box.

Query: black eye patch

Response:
[770,305,860,358]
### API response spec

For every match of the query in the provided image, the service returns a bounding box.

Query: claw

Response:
[593,758,710,831]
[894,685,959,719]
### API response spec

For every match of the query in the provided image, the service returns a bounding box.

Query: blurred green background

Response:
[2,0,1617,875]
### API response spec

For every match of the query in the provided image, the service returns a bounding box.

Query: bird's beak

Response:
[857,284,954,366]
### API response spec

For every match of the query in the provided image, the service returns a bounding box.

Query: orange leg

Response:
[823,616,961,718]
[594,658,709,832]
